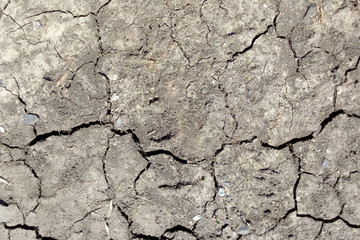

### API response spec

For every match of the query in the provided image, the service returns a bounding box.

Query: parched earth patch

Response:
[1,0,360,239]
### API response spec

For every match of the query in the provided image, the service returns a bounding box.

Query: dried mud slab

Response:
[1,0,360,239]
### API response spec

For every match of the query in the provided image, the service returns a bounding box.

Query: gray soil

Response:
[1,0,360,239]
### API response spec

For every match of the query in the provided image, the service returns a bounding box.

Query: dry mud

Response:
[0,0,360,239]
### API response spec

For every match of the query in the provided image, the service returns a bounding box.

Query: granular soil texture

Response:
[1,0,360,239]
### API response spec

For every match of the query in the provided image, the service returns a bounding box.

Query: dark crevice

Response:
[296,214,360,228]
[117,205,134,239]
[227,25,272,63]
[161,225,199,240]
[214,136,257,156]
[3,0,11,11]
[110,128,132,136]
[28,120,108,146]
[0,142,22,149]
[19,158,42,215]
[314,222,324,239]
[149,133,174,142]
[158,181,193,190]
[261,133,313,150]
[258,208,296,236]
[27,10,90,19]
[0,199,9,207]
[4,224,58,240]
[316,110,345,135]
[97,71,112,118]
[132,234,159,240]
[261,110,346,149]
[68,207,102,230]
[344,55,360,79]
[144,150,188,164]
[117,206,131,226]
[148,97,160,105]
[96,0,113,14]
[289,145,302,213]
[102,137,111,189]
[289,147,360,229]
[133,162,151,195]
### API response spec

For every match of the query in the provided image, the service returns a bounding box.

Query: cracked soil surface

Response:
[1,0,360,239]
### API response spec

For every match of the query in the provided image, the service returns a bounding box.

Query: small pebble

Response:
[136,67,142,72]
[216,229,222,236]
[322,158,329,167]
[115,117,122,127]
[110,94,119,102]
[218,188,225,197]
[237,225,250,235]
[193,215,201,222]
[0,78,3,86]
[0,126,5,134]
[248,89,253,96]
[23,114,39,125]
[200,87,208,94]
[108,73,118,81]
[34,20,42,29]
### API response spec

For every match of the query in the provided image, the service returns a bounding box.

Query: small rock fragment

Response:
[23,114,39,125]
[218,188,225,197]
[111,94,119,102]
[193,215,201,222]
[200,86,208,94]
[34,20,42,30]
[108,73,118,81]
[114,117,122,127]
[0,126,5,134]
[0,78,3,85]
[322,158,329,167]
[237,225,250,235]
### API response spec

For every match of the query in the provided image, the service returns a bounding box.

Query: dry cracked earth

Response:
[0,0,360,239]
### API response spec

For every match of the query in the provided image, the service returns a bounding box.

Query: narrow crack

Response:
[28,120,109,146]
[158,181,193,190]
[161,225,199,239]
[333,55,360,108]
[4,224,58,240]
[314,222,324,239]
[18,158,42,216]
[214,136,257,156]
[97,72,112,120]
[143,150,188,164]
[26,10,91,19]
[289,146,360,229]
[67,207,102,230]
[289,145,302,215]
[226,25,272,63]
[133,162,151,196]
[117,205,134,239]
[102,136,111,190]
[260,109,350,149]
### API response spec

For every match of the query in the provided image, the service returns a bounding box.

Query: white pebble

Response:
[111,94,119,102]
[108,73,118,81]
[35,20,42,29]
[237,225,250,235]
[218,188,225,197]
[115,117,122,127]
[193,215,201,222]
[322,158,329,166]
[0,126,5,134]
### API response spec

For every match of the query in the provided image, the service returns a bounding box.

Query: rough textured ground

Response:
[1,0,360,239]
